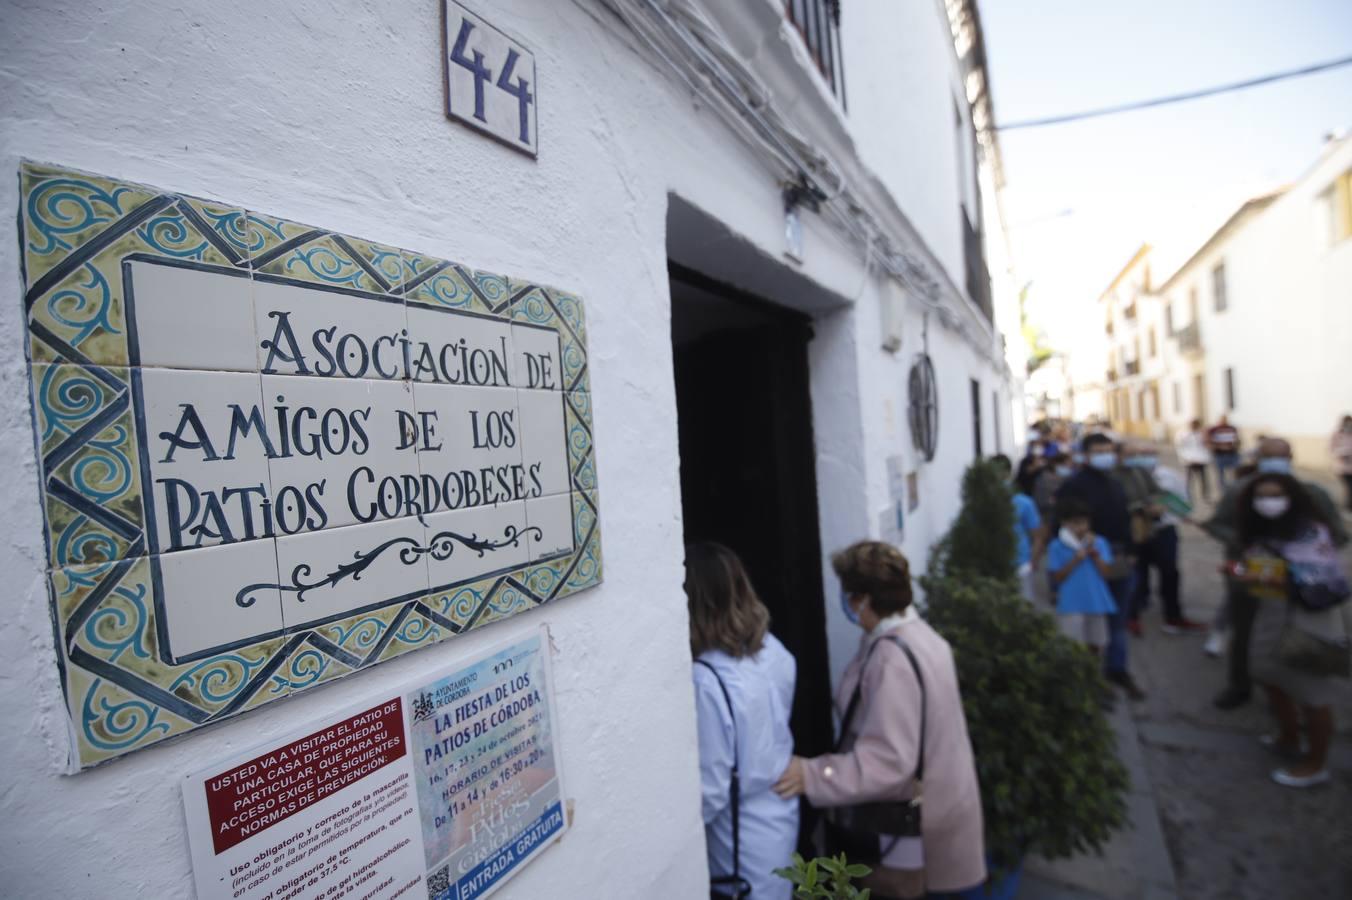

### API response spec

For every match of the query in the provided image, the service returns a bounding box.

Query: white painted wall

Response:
[0,0,1015,895]
[843,0,975,291]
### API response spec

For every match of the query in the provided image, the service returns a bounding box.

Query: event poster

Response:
[182,628,566,900]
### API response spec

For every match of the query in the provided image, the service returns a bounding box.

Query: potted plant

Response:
[922,461,1129,899]
[775,853,872,899]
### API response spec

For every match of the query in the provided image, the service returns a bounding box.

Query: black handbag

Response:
[696,660,754,899]
[823,634,926,865]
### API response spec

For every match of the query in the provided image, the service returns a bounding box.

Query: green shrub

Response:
[775,853,871,899]
[917,460,1128,873]
[921,571,1129,873]
[935,459,1018,582]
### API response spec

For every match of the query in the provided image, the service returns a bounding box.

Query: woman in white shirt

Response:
[686,542,799,900]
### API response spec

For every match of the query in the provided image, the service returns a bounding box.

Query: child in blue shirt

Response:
[1048,498,1118,653]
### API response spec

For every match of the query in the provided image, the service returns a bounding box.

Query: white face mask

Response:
[1058,526,1084,549]
[1088,452,1116,470]
[1253,496,1290,519]
[1256,457,1291,475]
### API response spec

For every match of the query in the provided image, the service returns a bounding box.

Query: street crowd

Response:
[1006,417,1351,785]
[680,415,1352,900]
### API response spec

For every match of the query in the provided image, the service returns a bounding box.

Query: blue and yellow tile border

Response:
[16,161,602,769]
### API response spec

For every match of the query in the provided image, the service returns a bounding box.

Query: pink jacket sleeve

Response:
[801,643,922,807]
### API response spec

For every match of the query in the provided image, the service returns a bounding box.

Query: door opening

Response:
[669,262,834,766]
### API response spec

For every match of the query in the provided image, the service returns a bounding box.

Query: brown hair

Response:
[832,540,913,616]
[684,542,770,658]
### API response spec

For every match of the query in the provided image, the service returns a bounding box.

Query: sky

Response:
[978,0,1352,372]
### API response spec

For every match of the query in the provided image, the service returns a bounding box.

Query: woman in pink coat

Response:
[774,541,985,899]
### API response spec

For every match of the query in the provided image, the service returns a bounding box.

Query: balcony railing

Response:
[1176,322,1202,354]
[785,0,845,104]
[1124,359,1141,376]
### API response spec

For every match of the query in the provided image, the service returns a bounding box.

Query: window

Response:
[956,99,989,322]
[785,1,845,105]
[1225,366,1236,411]
[1173,381,1182,413]
[1165,302,1174,334]
[992,390,1001,452]
[970,378,982,459]
[1188,286,1199,322]
[1319,168,1352,245]
[1212,262,1228,312]
[1148,327,1157,358]
[1136,391,1145,421]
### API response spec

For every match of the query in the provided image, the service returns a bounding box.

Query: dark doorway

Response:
[669,263,834,767]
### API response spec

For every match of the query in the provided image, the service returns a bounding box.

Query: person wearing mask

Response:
[1024,438,1046,466]
[1203,459,1259,659]
[686,542,798,899]
[1203,438,1349,708]
[993,454,1044,603]
[1124,444,1205,633]
[773,542,985,900]
[1177,419,1212,504]
[1110,442,1163,638]
[1055,434,1147,700]
[1231,474,1349,787]
[1034,453,1075,521]
[1331,415,1352,512]
[1048,497,1117,656]
[1207,415,1242,488]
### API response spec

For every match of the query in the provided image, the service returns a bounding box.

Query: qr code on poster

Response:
[427,866,451,900]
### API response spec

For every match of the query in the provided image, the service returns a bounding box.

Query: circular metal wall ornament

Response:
[908,354,938,462]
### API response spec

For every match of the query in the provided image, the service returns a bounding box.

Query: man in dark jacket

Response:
[1204,437,1349,708]
[1056,432,1147,700]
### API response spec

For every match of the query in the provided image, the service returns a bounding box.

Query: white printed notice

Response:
[182,628,566,900]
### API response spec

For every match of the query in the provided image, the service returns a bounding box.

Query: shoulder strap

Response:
[695,660,742,884]
[834,634,927,783]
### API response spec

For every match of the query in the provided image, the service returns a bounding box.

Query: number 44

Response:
[450,18,534,146]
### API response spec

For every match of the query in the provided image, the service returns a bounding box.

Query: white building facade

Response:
[1153,135,1352,466]
[0,1,1019,896]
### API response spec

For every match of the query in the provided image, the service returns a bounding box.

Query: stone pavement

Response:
[1021,467,1352,899]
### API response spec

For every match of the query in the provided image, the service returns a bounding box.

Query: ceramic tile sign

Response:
[18,162,601,769]
[442,0,538,157]
[182,629,565,900]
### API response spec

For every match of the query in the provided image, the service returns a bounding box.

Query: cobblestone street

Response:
[1027,470,1352,899]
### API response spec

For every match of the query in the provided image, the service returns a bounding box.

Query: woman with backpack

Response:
[1233,474,1351,788]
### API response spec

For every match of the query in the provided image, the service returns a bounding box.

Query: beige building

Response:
[1099,244,1170,440]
